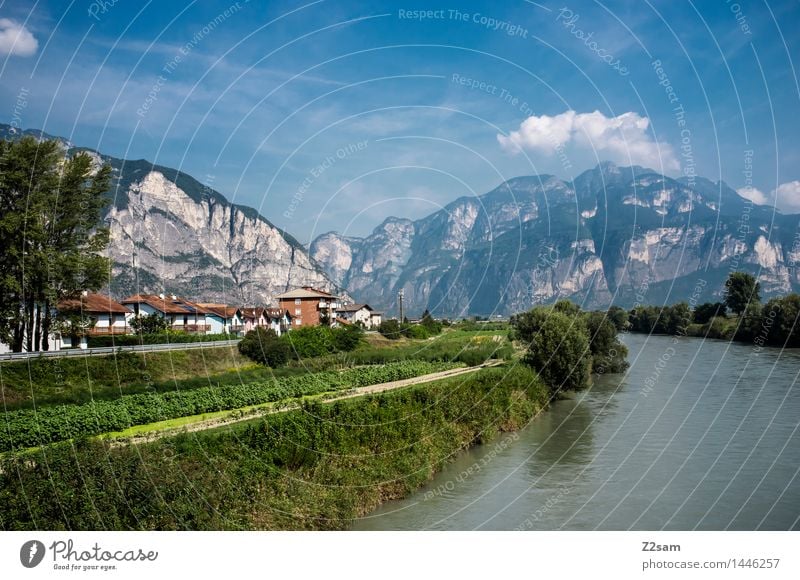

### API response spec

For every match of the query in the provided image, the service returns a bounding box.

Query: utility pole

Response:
[398,289,404,322]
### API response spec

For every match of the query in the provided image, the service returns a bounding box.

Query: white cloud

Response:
[736,186,770,205]
[498,109,679,171]
[739,180,800,214]
[0,18,38,57]
[775,181,800,213]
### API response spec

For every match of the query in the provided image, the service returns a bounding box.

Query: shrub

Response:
[403,324,429,340]
[420,310,443,336]
[378,319,403,339]
[238,328,290,368]
[693,302,726,324]
[130,313,169,334]
[583,311,629,374]
[512,307,591,392]
[332,324,363,351]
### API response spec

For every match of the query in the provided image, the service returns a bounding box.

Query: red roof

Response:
[241,307,266,319]
[266,308,291,319]
[197,303,240,319]
[121,294,209,315]
[59,293,131,314]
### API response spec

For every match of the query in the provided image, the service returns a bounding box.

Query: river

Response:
[351,334,800,530]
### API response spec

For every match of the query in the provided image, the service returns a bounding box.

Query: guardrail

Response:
[0,339,241,362]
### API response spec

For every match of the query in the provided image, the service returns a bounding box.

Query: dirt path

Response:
[111,361,504,446]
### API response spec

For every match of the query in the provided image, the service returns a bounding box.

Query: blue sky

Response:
[1,0,799,241]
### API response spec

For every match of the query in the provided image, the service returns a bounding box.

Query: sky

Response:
[0,0,799,242]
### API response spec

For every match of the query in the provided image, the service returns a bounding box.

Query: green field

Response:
[0,363,547,530]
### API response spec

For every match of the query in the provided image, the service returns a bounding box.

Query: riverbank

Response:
[0,363,551,530]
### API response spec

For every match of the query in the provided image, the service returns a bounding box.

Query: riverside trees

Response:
[510,300,628,392]
[0,137,112,351]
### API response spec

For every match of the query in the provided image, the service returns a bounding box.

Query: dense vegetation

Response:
[290,329,515,370]
[510,300,628,392]
[0,346,285,409]
[0,360,461,452]
[626,272,800,347]
[378,310,444,340]
[0,364,548,530]
[238,325,363,367]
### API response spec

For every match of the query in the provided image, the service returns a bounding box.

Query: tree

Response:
[583,311,628,373]
[238,327,290,367]
[693,302,726,324]
[664,302,691,335]
[607,306,629,331]
[512,307,591,392]
[724,271,760,315]
[0,137,111,352]
[553,299,580,317]
[332,324,363,351]
[420,309,442,335]
[130,313,169,334]
[378,319,403,340]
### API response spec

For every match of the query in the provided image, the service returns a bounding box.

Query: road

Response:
[0,339,241,361]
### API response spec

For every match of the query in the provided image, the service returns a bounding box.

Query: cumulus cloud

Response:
[738,181,800,214]
[498,109,679,171]
[0,19,38,57]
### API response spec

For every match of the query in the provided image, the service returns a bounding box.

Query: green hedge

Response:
[86,333,235,348]
[0,360,462,451]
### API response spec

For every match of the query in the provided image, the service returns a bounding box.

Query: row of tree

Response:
[378,309,443,340]
[0,137,112,352]
[621,271,800,347]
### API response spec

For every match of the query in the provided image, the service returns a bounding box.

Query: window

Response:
[295,308,301,316]
[295,298,301,305]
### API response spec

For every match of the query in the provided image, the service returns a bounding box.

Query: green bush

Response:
[693,302,726,324]
[512,307,591,392]
[332,324,364,351]
[130,313,169,334]
[378,319,403,339]
[583,311,629,374]
[0,360,462,451]
[238,328,290,367]
[403,324,429,339]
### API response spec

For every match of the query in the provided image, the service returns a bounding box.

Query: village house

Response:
[240,307,293,336]
[240,307,268,333]
[197,304,244,335]
[265,308,292,335]
[275,286,340,328]
[120,294,212,333]
[335,303,382,329]
[57,292,133,348]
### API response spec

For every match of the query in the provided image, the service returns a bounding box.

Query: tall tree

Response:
[0,137,111,352]
[724,271,761,315]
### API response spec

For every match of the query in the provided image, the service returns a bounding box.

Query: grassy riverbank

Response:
[0,364,548,530]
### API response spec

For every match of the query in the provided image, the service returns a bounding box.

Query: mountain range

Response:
[4,123,798,316]
[310,163,800,316]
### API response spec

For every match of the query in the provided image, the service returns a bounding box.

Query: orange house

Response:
[275,286,339,327]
